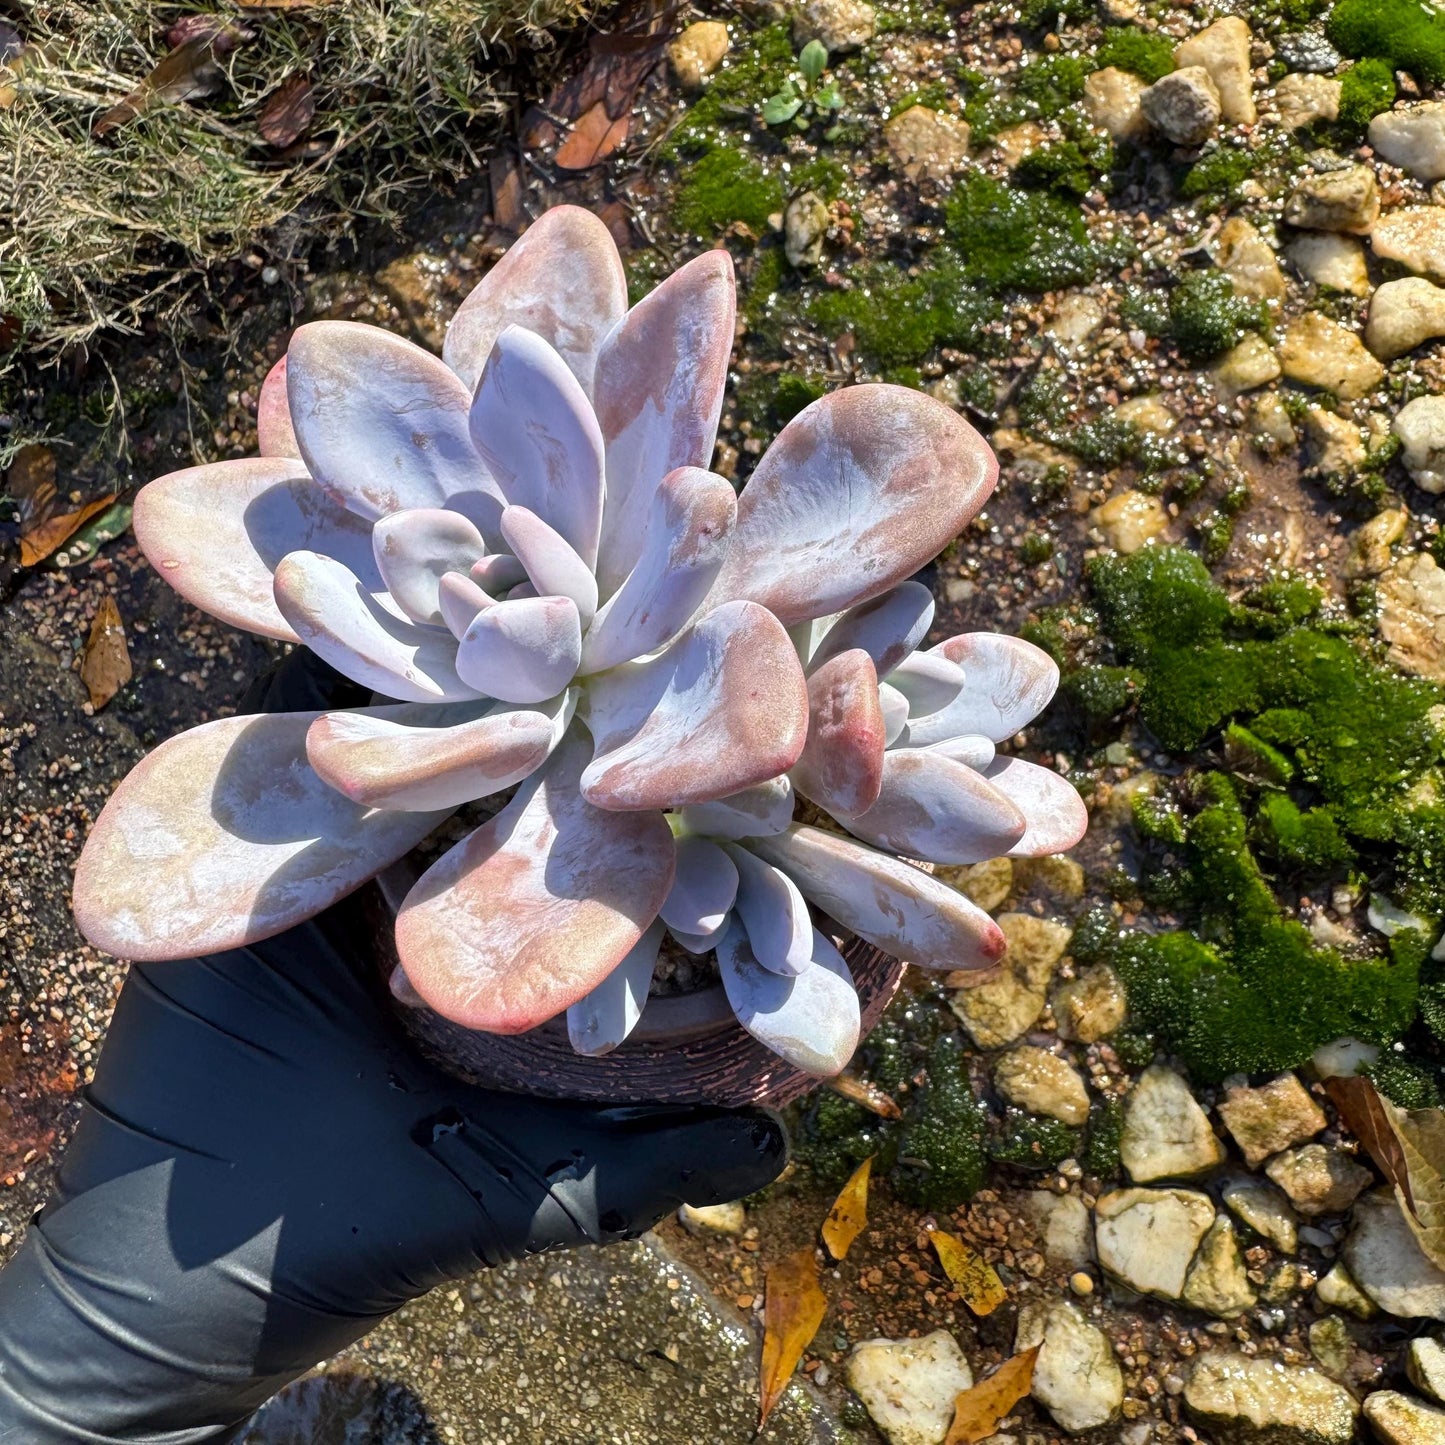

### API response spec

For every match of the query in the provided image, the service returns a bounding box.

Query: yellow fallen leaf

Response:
[79,595,131,710]
[944,1345,1041,1445]
[760,1246,827,1427]
[821,1156,871,1260]
[928,1228,1007,1316]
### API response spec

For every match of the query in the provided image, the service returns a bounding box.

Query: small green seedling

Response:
[761,39,844,132]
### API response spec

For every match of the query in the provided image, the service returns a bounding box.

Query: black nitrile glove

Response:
[0,651,787,1444]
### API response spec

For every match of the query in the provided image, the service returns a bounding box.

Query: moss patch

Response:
[673,150,784,238]
[1122,271,1269,362]
[1094,27,1177,84]
[1327,0,1445,86]
[1338,57,1397,130]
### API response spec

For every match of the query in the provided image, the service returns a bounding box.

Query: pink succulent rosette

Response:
[73,206,1086,1080]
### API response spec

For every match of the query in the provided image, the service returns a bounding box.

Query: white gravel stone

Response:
[1265,1143,1374,1216]
[1370,102,1445,182]
[1084,66,1149,142]
[784,191,830,268]
[1280,313,1385,399]
[994,1046,1090,1126]
[845,1331,973,1445]
[884,106,970,184]
[1182,1216,1257,1318]
[1316,1262,1379,1319]
[1093,489,1168,555]
[1213,334,1282,399]
[1368,279,1445,361]
[1140,67,1222,147]
[678,1201,746,1235]
[1183,1353,1359,1444]
[1286,232,1371,296]
[1213,217,1287,302]
[1374,208,1445,283]
[1275,73,1341,130]
[949,914,1070,1049]
[1176,18,1255,125]
[1052,963,1126,1043]
[666,21,730,91]
[1379,552,1445,682]
[1364,1389,1445,1445]
[1222,1178,1300,1254]
[1407,1337,1445,1404]
[1284,165,1380,234]
[1121,1064,1227,1182]
[1345,1191,1445,1321]
[1216,1073,1327,1168]
[1021,1192,1094,1270]
[791,0,874,52]
[1303,407,1367,479]
[1310,1036,1382,1078]
[1394,395,1445,493]
[1015,1297,1124,1433]
[1095,1187,1216,1300]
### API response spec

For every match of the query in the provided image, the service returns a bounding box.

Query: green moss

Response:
[1094,27,1176,83]
[1254,794,1354,869]
[1338,57,1398,130]
[666,23,796,156]
[1083,1097,1126,1179]
[1366,1055,1443,1108]
[1327,0,1445,85]
[963,54,1090,140]
[1396,806,1445,919]
[1169,271,1269,362]
[1064,664,1139,726]
[1179,144,1260,204]
[988,1109,1083,1171]
[1019,532,1055,565]
[892,1035,990,1211]
[1015,136,1114,199]
[1017,0,1091,25]
[673,150,783,238]
[794,1089,887,1186]
[1224,722,1296,787]
[890,80,952,115]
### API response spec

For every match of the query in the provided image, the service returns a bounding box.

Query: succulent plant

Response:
[73,206,1086,1080]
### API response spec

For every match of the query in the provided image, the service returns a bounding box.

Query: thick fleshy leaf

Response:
[580,600,807,811]
[580,467,736,674]
[903,633,1060,747]
[713,386,996,626]
[438,571,495,640]
[256,355,300,459]
[566,920,665,1057]
[443,205,627,395]
[500,505,598,626]
[879,682,909,746]
[305,697,566,810]
[659,836,739,935]
[592,251,737,597]
[717,920,860,1077]
[73,713,450,960]
[134,458,381,643]
[982,756,1088,858]
[724,844,813,976]
[842,750,1026,865]
[677,777,795,840]
[749,825,1008,972]
[468,326,606,567]
[371,508,487,625]
[394,729,676,1032]
[471,553,529,594]
[809,581,935,676]
[273,550,482,703]
[670,920,729,955]
[887,652,965,717]
[926,735,996,770]
[287,320,502,535]
[791,649,885,819]
[455,594,581,704]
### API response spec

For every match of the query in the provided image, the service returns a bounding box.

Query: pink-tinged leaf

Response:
[443,205,627,396]
[580,600,807,811]
[500,505,599,626]
[888,652,965,717]
[791,649,885,819]
[982,756,1088,858]
[134,458,381,643]
[72,713,450,960]
[394,730,676,1032]
[273,550,483,703]
[287,320,502,536]
[926,735,996,770]
[592,251,736,597]
[904,634,1060,747]
[717,920,860,1076]
[670,920,729,955]
[748,825,1008,972]
[713,386,997,626]
[567,920,665,1057]
[439,571,494,639]
[471,553,529,595]
[305,698,565,810]
[879,682,909,745]
[809,581,934,676]
[677,777,796,840]
[455,594,581,703]
[371,508,487,625]
[659,836,739,935]
[508,582,540,600]
[257,355,300,458]
[842,750,1026,865]
[580,467,736,674]
[724,843,813,976]
[469,326,606,568]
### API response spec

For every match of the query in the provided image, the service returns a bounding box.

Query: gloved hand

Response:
[0,650,787,1444]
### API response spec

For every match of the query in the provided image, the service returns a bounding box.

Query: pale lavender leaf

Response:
[748,824,1008,972]
[658,835,739,935]
[592,251,736,596]
[394,729,675,1032]
[808,581,934,676]
[717,920,860,1077]
[723,843,813,976]
[371,508,487,625]
[886,651,966,717]
[468,326,605,568]
[879,682,909,746]
[443,205,627,395]
[580,600,807,811]
[73,713,450,960]
[438,571,495,640]
[925,735,996,770]
[903,633,1061,746]
[579,467,736,674]
[790,649,885,819]
[669,920,729,955]
[287,320,502,535]
[711,385,996,625]
[273,549,483,702]
[455,594,582,704]
[500,505,599,626]
[567,920,665,1057]
[507,583,540,600]
[134,457,381,643]
[676,777,795,840]
[256,354,300,459]
[982,755,1089,858]
[470,553,529,594]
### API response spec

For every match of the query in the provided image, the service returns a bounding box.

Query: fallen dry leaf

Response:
[828,1073,902,1119]
[22,496,119,568]
[259,72,315,148]
[928,1229,1007,1316]
[821,1157,871,1261]
[760,1246,827,1427]
[1326,1075,1409,1205]
[944,1345,1041,1445]
[5,443,120,567]
[554,100,630,170]
[94,23,250,135]
[79,595,132,710]
[489,151,525,232]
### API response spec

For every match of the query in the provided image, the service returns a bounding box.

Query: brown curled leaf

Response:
[80,595,132,710]
[944,1345,1041,1445]
[94,23,250,136]
[1326,1075,1410,1207]
[821,1156,871,1261]
[554,100,630,170]
[258,72,315,148]
[760,1246,827,1427]
[928,1228,1007,1316]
